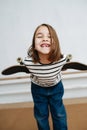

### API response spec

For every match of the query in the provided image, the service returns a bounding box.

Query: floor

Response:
[0,98,87,130]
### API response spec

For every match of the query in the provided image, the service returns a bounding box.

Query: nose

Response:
[42,36,49,41]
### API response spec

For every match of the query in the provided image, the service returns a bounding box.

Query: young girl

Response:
[23,23,68,130]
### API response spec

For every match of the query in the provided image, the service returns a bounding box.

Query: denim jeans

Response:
[31,81,68,130]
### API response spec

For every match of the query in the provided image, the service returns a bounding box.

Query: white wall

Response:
[0,0,87,77]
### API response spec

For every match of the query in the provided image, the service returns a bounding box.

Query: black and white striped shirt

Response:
[23,55,66,87]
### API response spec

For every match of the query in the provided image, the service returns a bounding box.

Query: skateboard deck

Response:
[1,62,87,75]
[2,65,29,75]
[62,62,87,71]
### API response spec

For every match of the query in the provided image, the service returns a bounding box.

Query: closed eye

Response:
[36,33,43,38]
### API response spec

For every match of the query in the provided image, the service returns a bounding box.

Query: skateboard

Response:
[1,62,87,75]
[2,65,30,75]
[62,62,87,71]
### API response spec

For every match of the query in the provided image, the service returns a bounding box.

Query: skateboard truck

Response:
[17,57,23,65]
[66,54,72,62]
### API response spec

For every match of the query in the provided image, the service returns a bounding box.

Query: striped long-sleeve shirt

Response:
[23,55,67,87]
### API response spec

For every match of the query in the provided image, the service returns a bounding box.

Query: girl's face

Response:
[34,26,51,57]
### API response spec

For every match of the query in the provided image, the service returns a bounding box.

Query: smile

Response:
[40,43,50,47]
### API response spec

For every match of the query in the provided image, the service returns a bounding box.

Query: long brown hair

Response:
[27,23,63,63]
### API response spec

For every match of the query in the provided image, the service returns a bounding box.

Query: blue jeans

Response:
[31,81,68,130]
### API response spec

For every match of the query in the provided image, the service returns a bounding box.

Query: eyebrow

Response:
[36,33,43,36]
[36,32,51,36]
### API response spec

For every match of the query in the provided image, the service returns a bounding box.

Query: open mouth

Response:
[40,43,50,47]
